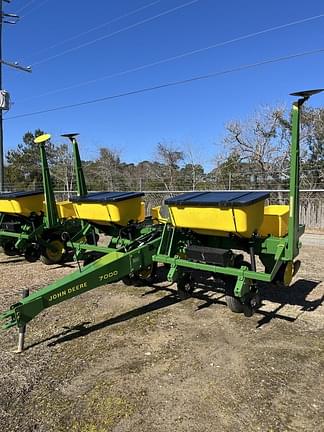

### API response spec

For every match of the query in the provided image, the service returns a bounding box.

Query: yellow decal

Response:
[48,282,88,302]
[289,196,294,217]
[99,270,118,282]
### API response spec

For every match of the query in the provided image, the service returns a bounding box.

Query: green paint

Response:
[287,98,304,260]
[0,234,161,328]
[72,136,88,197]
[39,139,59,228]
[1,91,322,335]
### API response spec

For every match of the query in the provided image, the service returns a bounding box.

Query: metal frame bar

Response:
[39,139,59,228]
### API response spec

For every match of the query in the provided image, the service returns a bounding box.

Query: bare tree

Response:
[50,143,74,197]
[93,147,122,190]
[181,144,205,190]
[150,142,184,191]
[222,105,290,189]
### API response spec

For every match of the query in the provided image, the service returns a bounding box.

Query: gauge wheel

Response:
[275,261,296,287]
[177,274,195,300]
[40,239,65,265]
[122,263,158,287]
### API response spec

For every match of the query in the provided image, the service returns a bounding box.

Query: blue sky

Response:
[3,0,324,171]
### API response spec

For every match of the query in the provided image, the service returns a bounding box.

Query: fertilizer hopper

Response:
[71,191,145,227]
[165,191,269,238]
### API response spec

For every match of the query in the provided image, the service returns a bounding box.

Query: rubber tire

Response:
[40,239,65,265]
[40,254,55,265]
[177,275,195,300]
[122,275,139,286]
[224,275,244,313]
[223,259,252,314]
[225,295,244,313]
[24,245,40,263]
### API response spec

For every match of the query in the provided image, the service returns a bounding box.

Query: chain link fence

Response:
[2,166,324,230]
[3,165,324,194]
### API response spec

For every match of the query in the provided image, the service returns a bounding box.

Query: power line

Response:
[29,0,161,58]
[17,0,49,18]
[15,0,36,14]
[21,0,49,18]
[6,47,324,121]
[31,0,201,67]
[20,12,324,102]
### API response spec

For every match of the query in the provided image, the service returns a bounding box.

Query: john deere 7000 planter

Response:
[1,90,321,351]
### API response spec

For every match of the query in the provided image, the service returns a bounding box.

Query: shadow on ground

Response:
[256,278,323,327]
[0,257,26,264]
[26,267,322,349]
[26,293,180,350]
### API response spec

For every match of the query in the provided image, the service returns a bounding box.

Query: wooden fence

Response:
[299,199,324,231]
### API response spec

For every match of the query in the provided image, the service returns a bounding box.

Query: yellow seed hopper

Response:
[165,191,270,238]
[71,191,145,226]
[0,191,44,216]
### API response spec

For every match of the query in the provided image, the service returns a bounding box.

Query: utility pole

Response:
[0,0,32,192]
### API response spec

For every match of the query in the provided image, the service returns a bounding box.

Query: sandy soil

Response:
[0,243,323,432]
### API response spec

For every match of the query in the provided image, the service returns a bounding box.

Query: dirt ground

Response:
[0,240,323,432]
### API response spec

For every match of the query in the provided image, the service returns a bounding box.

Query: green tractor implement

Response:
[0,133,96,264]
[0,90,321,352]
